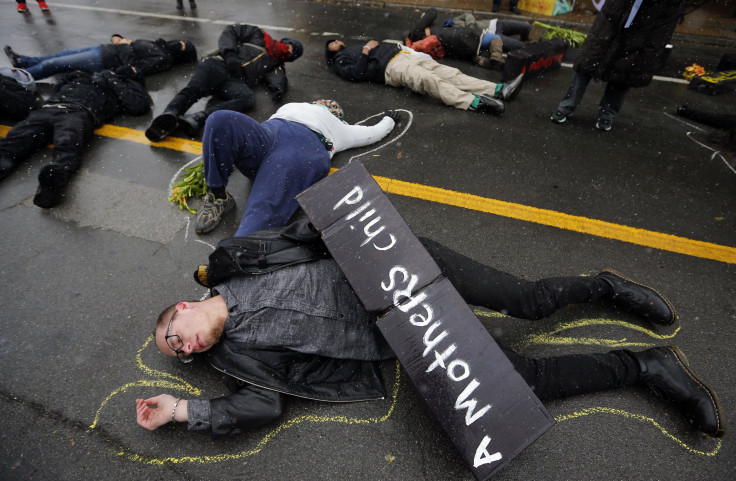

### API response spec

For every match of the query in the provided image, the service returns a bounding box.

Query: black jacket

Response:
[0,74,37,120]
[99,39,193,76]
[45,68,151,126]
[203,329,386,437]
[217,24,288,94]
[574,0,686,87]
[433,27,481,61]
[327,43,401,84]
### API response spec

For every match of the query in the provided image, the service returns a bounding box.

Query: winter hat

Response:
[281,38,303,61]
[312,99,344,120]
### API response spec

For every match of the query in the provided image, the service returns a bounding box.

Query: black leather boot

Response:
[0,157,18,182]
[498,73,524,102]
[474,96,505,116]
[630,346,725,438]
[178,111,206,137]
[33,164,71,208]
[597,269,677,325]
[145,112,179,142]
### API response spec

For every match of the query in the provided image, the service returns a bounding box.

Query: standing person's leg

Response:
[0,110,52,181]
[596,82,629,131]
[234,119,330,237]
[33,109,93,208]
[551,71,591,122]
[194,110,274,235]
[22,46,103,80]
[420,237,676,324]
[501,344,725,438]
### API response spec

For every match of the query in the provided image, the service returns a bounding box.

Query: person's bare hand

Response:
[365,40,380,50]
[136,395,176,431]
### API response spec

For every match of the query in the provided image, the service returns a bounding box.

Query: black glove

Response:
[384,109,400,123]
[226,56,242,77]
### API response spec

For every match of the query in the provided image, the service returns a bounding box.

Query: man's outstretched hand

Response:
[136,394,178,431]
[384,109,400,123]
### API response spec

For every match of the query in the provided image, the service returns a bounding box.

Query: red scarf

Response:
[263,32,292,61]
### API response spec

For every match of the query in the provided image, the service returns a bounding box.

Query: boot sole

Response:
[145,114,179,142]
[667,346,726,438]
[600,268,678,325]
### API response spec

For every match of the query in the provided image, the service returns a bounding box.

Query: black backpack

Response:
[193,219,330,288]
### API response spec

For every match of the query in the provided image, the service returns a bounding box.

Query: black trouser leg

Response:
[164,58,223,115]
[501,345,639,400]
[206,77,256,117]
[677,107,736,129]
[48,109,93,174]
[420,237,611,319]
[0,109,53,162]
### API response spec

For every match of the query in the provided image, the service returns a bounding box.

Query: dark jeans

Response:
[0,105,93,174]
[20,46,103,81]
[557,71,630,122]
[202,111,330,237]
[421,238,640,400]
[164,57,256,117]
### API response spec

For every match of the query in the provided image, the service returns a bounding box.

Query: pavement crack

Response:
[0,388,191,479]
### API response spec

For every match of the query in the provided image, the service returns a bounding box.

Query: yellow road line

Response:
[3,123,734,264]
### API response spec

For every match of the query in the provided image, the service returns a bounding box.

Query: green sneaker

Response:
[194,192,236,234]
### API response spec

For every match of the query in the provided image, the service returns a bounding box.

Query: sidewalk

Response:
[333,0,736,47]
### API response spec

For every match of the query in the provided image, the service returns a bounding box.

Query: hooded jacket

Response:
[574,0,686,87]
[44,67,151,127]
[325,41,401,84]
[98,38,196,76]
[217,24,296,94]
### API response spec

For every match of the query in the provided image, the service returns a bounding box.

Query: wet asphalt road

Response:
[0,1,735,480]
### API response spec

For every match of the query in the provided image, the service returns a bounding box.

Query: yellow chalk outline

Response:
[523,318,681,348]
[90,335,403,465]
[555,407,722,456]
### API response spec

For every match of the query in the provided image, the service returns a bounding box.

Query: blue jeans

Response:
[557,71,630,122]
[202,111,331,237]
[20,46,103,80]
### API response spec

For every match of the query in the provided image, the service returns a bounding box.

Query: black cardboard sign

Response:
[501,38,568,82]
[296,162,555,480]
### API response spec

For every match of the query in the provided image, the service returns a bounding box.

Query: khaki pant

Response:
[384,52,499,110]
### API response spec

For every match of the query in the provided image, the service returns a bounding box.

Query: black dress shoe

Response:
[4,45,22,68]
[499,73,524,101]
[145,112,179,142]
[474,95,505,116]
[33,164,70,209]
[597,269,677,325]
[630,346,725,438]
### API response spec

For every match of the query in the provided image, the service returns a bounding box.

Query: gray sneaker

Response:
[195,192,235,234]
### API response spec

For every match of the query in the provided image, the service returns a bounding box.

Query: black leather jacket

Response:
[205,343,386,437]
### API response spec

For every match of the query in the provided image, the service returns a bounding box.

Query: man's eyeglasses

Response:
[165,310,193,364]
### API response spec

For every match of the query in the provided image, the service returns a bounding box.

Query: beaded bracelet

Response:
[171,397,181,422]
